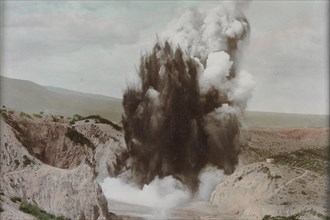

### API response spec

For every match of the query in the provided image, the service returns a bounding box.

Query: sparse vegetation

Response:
[273,149,328,175]
[19,201,68,220]
[288,190,295,195]
[71,114,83,122]
[14,159,20,166]
[272,174,282,180]
[20,111,32,119]
[262,214,299,220]
[0,111,9,120]
[263,209,330,220]
[23,155,33,167]
[0,191,4,201]
[51,115,60,122]
[0,108,6,115]
[260,164,270,173]
[69,114,121,130]
[65,127,95,149]
[10,196,22,203]
[259,164,282,180]
[82,115,121,131]
[33,113,43,119]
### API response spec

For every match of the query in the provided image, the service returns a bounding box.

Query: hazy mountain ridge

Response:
[244,111,329,128]
[0,76,123,123]
[45,86,122,102]
[1,76,328,128]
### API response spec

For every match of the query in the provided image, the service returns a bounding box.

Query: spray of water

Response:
[100,166,227,217]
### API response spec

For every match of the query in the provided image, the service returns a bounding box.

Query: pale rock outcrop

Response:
[1,114,94,170]
[210,162,327,219]
[73,120,126,180]
[1,117,42,175]
[1,164,110,220]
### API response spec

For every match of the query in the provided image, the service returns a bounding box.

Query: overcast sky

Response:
[1,1,329,115]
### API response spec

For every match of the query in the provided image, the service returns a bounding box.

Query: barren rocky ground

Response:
[0,109,329,219]
[0,110,125,219]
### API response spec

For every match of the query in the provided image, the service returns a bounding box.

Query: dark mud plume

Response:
[119,3,255,191]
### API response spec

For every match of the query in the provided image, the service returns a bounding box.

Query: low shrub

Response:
[33,113,43,119]
[71,114,83,122]
[65,127,95,149]
[20,112,32,119]
[51,115,60,122]
[23,155,33,167]
[82,115,121,131]
[19,201,68,220]
[262,214,299,220]
[10,196,22,203]
[263,209,330,220]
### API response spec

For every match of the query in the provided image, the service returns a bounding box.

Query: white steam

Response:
[161,3,249,60]
[198,51,256,110]
[228,69,256,110]
[163,2,255,111]
[100,175,190,210]
[195,166,227,201]
[100,166,227,216]
[198,51,233,93]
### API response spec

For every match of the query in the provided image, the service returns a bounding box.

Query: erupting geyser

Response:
[119,3,255,191]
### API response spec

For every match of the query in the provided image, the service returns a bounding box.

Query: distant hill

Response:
[0,76,328,127]
[244,111,329,128]
[45,86,121,102]
[0,76,123,122]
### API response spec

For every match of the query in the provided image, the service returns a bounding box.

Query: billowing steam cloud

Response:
[119,2,255,191]
[100,166,226,218]
[161,3,250,77]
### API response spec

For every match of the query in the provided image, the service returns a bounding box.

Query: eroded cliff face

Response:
[2,113,95,170]
[0,112,126,220]
[72,120,126,180]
